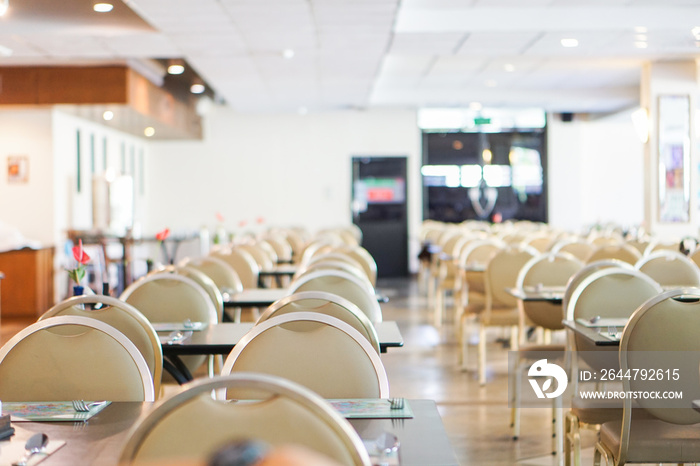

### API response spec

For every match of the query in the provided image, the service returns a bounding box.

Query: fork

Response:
[389,398,404,410]
[71,400,103,413]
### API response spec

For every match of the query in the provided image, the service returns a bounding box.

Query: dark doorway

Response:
[351,157,409,278]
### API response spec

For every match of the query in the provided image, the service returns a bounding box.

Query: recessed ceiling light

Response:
[485,79,497,88]
[504,63,515,72]
[144,127,155,137]
[692,26,700,36]
[634,34,647,41]
[469,102,483,111]
[634,41,648,49]
[93,3,113,13]
[190,83,205,94]
[0,0,8,16]
[634,26,648,34]
[102,111,114,121]
[561,38,579,48]
[282,49,295,59]
[167,63,185,75]
[0,44,13,56]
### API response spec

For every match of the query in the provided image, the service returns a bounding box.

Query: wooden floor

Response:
[0,276,602,465]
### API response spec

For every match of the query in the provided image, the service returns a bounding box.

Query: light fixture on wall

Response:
[631,107,650,143]
[0,0,8,16]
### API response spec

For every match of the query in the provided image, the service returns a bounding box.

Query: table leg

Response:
[163,355,193,385]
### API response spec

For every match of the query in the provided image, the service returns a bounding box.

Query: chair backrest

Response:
[550,238,594,262]
[304,253,368,278]
[586,243,642,265]
[562,259,634,313]
[211,248,260,289]
[120,273,218,324]
[516,252,583,330]
[457,238,505,295]
[328,246,378,287]
[296,260,368,283]
[263,235,294,262]
[40,295,163,397]
[157,265,225,321]
[484,244,538,310]
[119,373,370,466]
[289,270,382,322]
[221,313,389,398]
[635,250,700,287]
[257,291,380,353]
[182,256,243,294]
[620,288,700,425]
[239,243,276,272]
[0,316,154,401]
[565,267,662,321]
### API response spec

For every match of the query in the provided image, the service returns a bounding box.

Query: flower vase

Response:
[73,285,85,296]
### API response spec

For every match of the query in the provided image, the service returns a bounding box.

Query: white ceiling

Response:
[1,0,700,114]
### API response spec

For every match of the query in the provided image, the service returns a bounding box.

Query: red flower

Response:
[256,216,265,224]
[67,239,90,284]
[216,212,225,223]
[72,239,90,264]
[156,228,170,242]
[238,220,248,228]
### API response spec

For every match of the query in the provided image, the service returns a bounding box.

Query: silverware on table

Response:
[71,400,104,413]
[12,432,49,466]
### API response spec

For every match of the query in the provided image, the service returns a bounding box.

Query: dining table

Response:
[562,318,627,347]
[224,288,390,308]
[505,286,565,304]
[0,399,459,466]
[158,321,404,383]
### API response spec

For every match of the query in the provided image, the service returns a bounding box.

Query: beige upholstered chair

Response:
[455,238,505,340]
[562,259,634,316]
[119,373,371,466]
[510,252,583,446]
[182,256,243,295]
[290,269,382,323]
[211,248,260,289]
[0,316,155,401]
[121,273,218,377]
[155,265,225,322]
[564,267,662,466]
[634,249,700,287]
[257,291,380,353]
[324,246,378,287]
[221,312,389,398]
[462,244,538,385]
[550,238,595,262]
[40,294,163,398]
[262,234,294,263]
[587,244,642,265]
[295,259,370,286]
[594,288,700,465]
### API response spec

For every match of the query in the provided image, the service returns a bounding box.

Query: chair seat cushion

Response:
[600,419,700,463]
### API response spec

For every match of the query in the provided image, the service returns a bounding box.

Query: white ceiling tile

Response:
[390,33,468,55]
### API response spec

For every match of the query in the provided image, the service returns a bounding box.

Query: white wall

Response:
[0,109,54,245]
[145,105,423,270]
[548,111,645,233]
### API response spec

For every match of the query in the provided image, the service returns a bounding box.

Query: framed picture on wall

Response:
[657,94,690,223]
[7,155,29,183]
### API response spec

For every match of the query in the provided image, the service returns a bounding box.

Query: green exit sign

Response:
[474,117,491,125]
